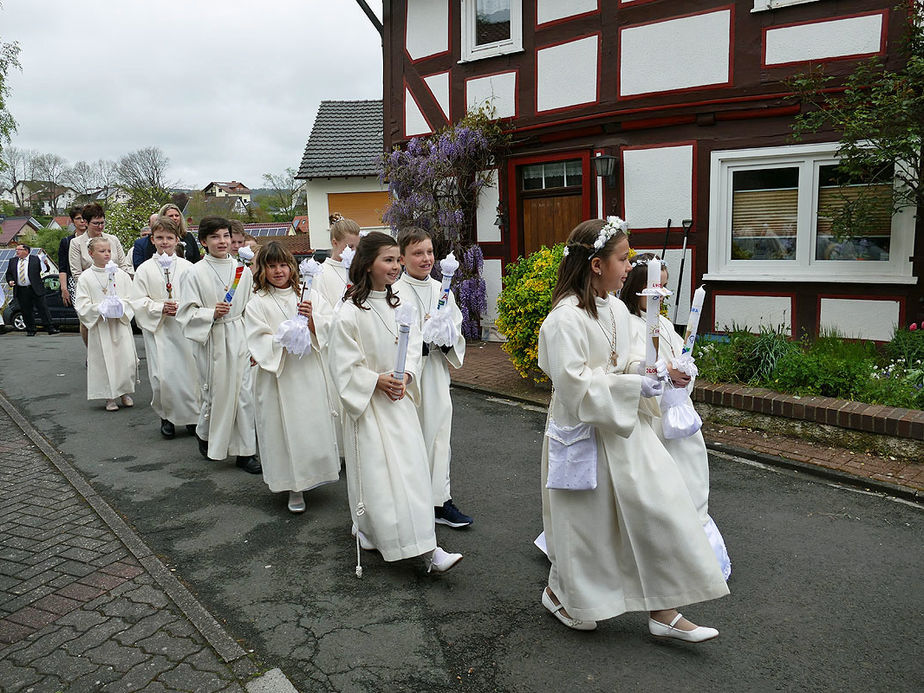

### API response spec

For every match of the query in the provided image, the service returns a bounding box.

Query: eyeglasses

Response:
[89,220,105,226]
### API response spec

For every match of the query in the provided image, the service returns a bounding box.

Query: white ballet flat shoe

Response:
[541,588,596,631]
[426,546,463,573]
[350,524,376,551]
[287,491,306,513]
[648,613,718,642]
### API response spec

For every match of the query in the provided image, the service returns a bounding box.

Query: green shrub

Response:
[747,326,798,384]
[886,326,924,365]
[773,349,874,399]
[495,244,563,382]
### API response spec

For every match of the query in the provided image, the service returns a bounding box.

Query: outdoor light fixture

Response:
[592,153,618,187]
[494,203,507,228]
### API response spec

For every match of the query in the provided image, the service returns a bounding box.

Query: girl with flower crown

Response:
[536,218,728,640]
[328,231,463,575]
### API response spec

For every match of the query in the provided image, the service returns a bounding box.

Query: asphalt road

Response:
[1,331,922,692]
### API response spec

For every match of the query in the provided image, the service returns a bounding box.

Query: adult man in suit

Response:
[5,243,59,336]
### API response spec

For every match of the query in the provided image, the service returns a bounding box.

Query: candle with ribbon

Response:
[681,285,706,355]
[392,304,417,381]
[99,260,125,320]
[157,254,174,299]
[421,252,460,347]
[340,246,356,290]
[273,258,322,357]
[637,258,671,377]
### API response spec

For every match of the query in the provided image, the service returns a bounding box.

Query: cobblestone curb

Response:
[0,389,296,692]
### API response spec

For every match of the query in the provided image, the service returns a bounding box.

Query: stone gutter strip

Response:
[0,389,304,692]
[693,382,924,441]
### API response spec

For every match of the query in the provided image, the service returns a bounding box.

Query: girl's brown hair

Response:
[329,213,361,243]
[619,252,658,317]
[252,241,300,293]
[150,215,181,239]
[550,219,628,319]
[343,231,400,309]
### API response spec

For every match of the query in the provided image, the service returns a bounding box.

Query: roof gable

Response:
[296,100,384,180]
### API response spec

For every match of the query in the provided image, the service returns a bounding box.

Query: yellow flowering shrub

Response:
[496,244,564,382]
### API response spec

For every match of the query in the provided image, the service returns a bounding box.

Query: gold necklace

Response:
[406,280,433,322]
[206,258,234,293]
[367,300,399,345]
[93,268,111,295]
[595,303,619,367]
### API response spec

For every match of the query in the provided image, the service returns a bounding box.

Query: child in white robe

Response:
[244,241,340,513]
[328,231,462,574]
[176,216,260,475]
[620,254,731,580]
[537,219,728,640]
[314,214,361,455]
[130,216,200,438]
[394,228,472,528]
[75,237,137,412]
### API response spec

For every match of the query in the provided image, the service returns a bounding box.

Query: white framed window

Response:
[460,0,522,62]
[705,143,916,284]
[752,0,822,11]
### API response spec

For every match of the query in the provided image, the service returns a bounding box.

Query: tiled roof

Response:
[292,215,309,233]
[296,100,384,180]
[0,217,40,246]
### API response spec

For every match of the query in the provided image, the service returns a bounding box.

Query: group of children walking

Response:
[77,212,473,575]
[77,209,730,640]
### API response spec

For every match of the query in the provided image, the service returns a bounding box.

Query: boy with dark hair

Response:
[394,228,472,528]
[177,216,260,474]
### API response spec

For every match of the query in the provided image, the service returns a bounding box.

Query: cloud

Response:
[1,0,383,187]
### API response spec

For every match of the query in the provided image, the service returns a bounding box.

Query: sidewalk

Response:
[0,392,292,692]
[451,341,924,499]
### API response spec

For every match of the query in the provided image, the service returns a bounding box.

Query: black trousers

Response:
[14,286,54,333]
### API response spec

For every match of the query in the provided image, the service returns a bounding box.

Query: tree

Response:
[105,187,167,250]
[0,33,21,157]
[34,153,69,213]
[94,158,118,202]
[116,146,171,194]
[65,160,99,197]
[261,167,300,216]
[790,8,923,232]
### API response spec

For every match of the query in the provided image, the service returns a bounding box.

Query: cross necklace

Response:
[368,301,399,344]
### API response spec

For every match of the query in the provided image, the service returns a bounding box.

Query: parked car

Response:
[2,274,79,332]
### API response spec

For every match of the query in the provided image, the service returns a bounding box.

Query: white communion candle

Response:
[644,258,661,376]
[682,285,706,354]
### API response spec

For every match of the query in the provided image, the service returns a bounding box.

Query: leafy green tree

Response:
[105,188,168,249]
[0,33,21,161]
[789,9,923,231]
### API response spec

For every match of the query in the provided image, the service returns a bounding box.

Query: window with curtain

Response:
[815,164,892,261]
[731,168,799,260]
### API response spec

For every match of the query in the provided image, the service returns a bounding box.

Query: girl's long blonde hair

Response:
[158,203,188,235]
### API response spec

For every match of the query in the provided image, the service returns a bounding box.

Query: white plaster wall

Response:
[405,0,449,61]
[765,14,883,65]
[714,294,793,335]
[476,170,501,243]
[537,36,598,112]
[537,0,597,25]
[819,298,899,341]
[466,72,517,118]
[620,10,731,96]
[423,72,450,120]
[623,145,693,230]
[305,176,388,251]
[630,247,694,325]
[483,258,504,340]
[405,87,431,137]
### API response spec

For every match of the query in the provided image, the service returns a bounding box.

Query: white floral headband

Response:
[562,216,628,260]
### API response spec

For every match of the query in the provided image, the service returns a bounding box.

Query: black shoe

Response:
[435,499,473,528]
[160,419,176,438]
[185,424,197,435]
[236,455,262,474]
[47,328,60,335]
[196,434,209,459]
[27,331,36,337]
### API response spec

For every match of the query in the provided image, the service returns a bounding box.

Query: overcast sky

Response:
[1,0,383,189]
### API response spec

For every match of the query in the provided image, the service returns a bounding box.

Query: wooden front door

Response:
[522,194,584,255]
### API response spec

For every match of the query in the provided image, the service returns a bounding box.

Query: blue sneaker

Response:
[435,499,473,528]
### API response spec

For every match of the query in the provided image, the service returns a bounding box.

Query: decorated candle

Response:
[224,265,245,303]
[682,285,706,354]
[644,258,661,376]
[393,304,416,381]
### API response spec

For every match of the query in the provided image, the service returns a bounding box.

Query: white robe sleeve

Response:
[311,286,335,351]
[328,304,383,419]
[245,296,286,377]
[129,264,166,333]
[176,272,215,345]
[539,305,642,437]
[74,273,100,329]
[443,290,466,369]
[115,271,135,324]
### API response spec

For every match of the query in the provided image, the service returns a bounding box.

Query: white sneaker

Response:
[426,546,463,573]
[287,491,305,513]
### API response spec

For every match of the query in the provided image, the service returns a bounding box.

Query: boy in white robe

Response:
[394,228,472,528]
[244,241,340,513]
[75,237,137,412]
[176,216,260,475]
[130,216,201,438]
[537,219,727,640]
[313,214,361,455]
[328,231,462,574]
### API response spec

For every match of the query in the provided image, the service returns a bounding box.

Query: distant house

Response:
[182,195,248,222]
[292,215,310,234]
[203,181,252,205]
[11,181,77,215]
[0,217,44,247]
[73,187,132,207]
[48,216,74,230]
[0,187,13,204]
[295,100,389,251]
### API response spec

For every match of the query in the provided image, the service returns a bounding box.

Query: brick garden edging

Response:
[693,382,924,441]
